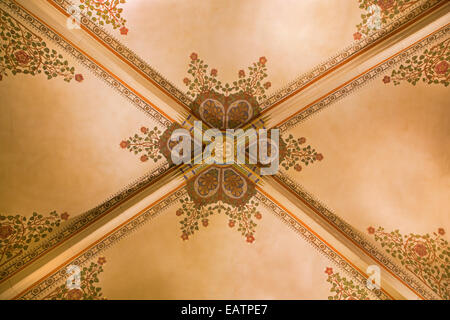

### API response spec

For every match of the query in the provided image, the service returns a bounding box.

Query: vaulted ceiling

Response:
[0,0,449,300]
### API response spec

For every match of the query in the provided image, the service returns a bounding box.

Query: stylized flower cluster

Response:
[0,211,67,265]
[324,267,371,300]
[383,38,449,87]
[0,10,76,82]
[355,0,418,37]
[44,257,107,300]
[79,0,128,35]
[177,197,261,243]
[120,53,323,243]
[120,126,163,163]
[183,53,271,102]
[280,135,323,172]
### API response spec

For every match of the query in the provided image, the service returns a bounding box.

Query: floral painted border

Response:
[48,0,192,110]
[16,189,183,300]
[0,163,170,282]
[278,25,449,133]
[367,226,449,299]
[0,1,176,282]
[382,38,449,86]
[0,211,69,267]
[118,123,323,243]
[78,0,128,35]
[261,0,443,111]
[43,256,107,300]
[274,174,438,300]
[15,188,388,300]
[1,0,172,127]
[46,0,444,112]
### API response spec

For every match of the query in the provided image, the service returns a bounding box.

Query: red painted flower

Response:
[367,226,375,234]
[202,219,209,227]
[97,257,107,265]
[255,212,262,220]
[438,228,445,236]
[238,70,245,78]
[140,126,148,134]
[0,224,14,239]
[60,212,70,221]
[324,267,333,275]
[190,52,198,61]
[414,243,428,257]
[183,77,191,85]
[315,153,323,161]
[228,220,235,228]
[259,56,267,65]
[120,140,129,149]
[14,50,31,65]
[263,81,271,89]
[294,164,302,172]
[378,0,394,11]
[140,155,148,162]
[181,232,189,241]
[210,69,218,76]
[382,75,391,84]
[120,26,128,35]
[176,209,183,216]
[353,32,362,41]
[246,234,255,243]
[299,137,306,144]
[75,74,84,82]
[66,288,83,300]
[434,61,448,75]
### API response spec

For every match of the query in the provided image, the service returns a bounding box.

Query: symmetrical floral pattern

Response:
[280,135,323,172]
[44,257,107,300]
[368,226,449,299]
[354,0,418,39]
[324,267,371,300]
[0,211,68,266]
[382,38,449,86]
[120,126,163,163]
[0,9,75,82]
[79,0,128,35]
[183,54,270,130]
[178,196,261,243]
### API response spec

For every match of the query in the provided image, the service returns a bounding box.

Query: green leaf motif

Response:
[369,226,449,299]
[78,0,127,31]
[0,211,67,266]
[325,267,371,300]
[177,196,261,243]
[183,54,271,102]
[43,257,107,300]
[119,126,163,163]
[355,0,418,36]
[280,135,324,172]
[385,38,449,87]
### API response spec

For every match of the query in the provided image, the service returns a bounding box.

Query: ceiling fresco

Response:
[0,0,448,301]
